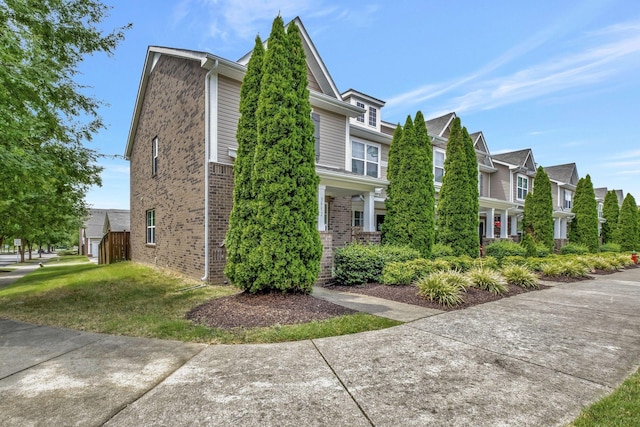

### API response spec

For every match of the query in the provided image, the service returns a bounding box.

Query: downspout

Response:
[202,60,219,281]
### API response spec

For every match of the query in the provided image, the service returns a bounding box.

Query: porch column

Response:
[510,214,518,236]
[363,191,375,232]
[554,217,560,239]
[561,218,567,239]
[487,208,495,239]
[317,185,326,231]
[500,210,508,238]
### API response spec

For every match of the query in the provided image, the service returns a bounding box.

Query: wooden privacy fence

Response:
[99,231,130,264]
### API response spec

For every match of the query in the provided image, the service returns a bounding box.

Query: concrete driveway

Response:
[1,268,639,426]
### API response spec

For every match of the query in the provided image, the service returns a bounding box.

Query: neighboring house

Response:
[489,149,538,241]
[594,187,608,236]
[543,163,579,248]
[80,209,108,257]
[79,209,131,258]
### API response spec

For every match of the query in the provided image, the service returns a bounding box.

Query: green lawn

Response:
[0,260,399,344]
[569,367,640,427]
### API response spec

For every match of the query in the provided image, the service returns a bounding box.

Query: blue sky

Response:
[82,0,640,209]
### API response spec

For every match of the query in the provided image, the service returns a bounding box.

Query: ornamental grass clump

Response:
[501,264,539,289]
[539,262,562,277]
[466,267,508,295]
[559,259,590,278]
[381,258,433,285]
[416,271,470,307]
[473,256,499,270]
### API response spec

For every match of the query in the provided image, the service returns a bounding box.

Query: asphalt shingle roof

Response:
[543,163,577,184]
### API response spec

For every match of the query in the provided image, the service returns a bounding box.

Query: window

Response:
[152,136,158,176]
[563,189,573,209]
[351,141,379,178]
[324,202,329,230]
[368,106,377,127]
[434,149,445,182]
[146,209,156,244]
[353,211,364,227]
[517,175,528,200]
[598,202,603,218]
[356,101,365,123]
[312,112,320,161]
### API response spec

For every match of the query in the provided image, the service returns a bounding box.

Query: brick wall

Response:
[329,195,352,248]
[129,55,207,279]
[318,232,333,284]
[208,162,234,283]
[352,230,382,244]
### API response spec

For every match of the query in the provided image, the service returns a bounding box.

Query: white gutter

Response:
[202,60,219,281]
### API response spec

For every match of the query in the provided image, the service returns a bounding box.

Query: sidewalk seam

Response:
[310,339,375,427]
[99,345,208,426]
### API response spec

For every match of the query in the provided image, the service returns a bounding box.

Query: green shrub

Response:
[485,240,527,262]
[333,244,421,285]
[600,243,621,253]
[559,259,590,277]
[501,264,539,289]
[502,255,527,266]
[473,256,499,270]
[440,255,474,272]
[525,257,548,272]
[431,243,454,258]
[380,258,433,285]
[430,258,452,272]
[586,256,617,272]
[539,262,562,277]
[521,233,537,257]
[560,243,590,255]
[416,271,469,306]
[535,244,551,257]
[467,267,508,295]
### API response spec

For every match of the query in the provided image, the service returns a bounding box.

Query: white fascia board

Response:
[317,168,389,192]
[311,91,363,117]
[349,124,393,145]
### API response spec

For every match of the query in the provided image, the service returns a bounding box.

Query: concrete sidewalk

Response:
[1,269,639,426]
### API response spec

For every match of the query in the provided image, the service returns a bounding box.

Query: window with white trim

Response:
[146,209,156,244]
[517,175,529,200]
[353,211,364,227]
[356,101,365,123]
[597,202,603,218]
[368,106,377,127]
[351,141,379,178]
[563,189,573,209]
[152,136,158,176]
[434,149,445,183]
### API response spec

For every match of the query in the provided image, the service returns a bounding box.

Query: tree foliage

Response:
[568,175,599,252]
[232,17,321,293]
[615,193,638,251]
[225,36,264,285]
[523,166,554,249]
[601,190,620,244]
[436,117,478,257]
[382,112,435,256]
[0,0,130,257]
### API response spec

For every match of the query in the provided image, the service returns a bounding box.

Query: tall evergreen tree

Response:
[382,112,434,256]
[225,36,264,286]
[569,175,599,252]
[437,117,477,257]
[462,127,479,252]
[615,193,638,251]
[523,166,554,249]
[246,17,321,293]
[601,190,620,244]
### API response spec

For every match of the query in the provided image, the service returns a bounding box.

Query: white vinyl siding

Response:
[316,108,345,169]
[217,75,241,163]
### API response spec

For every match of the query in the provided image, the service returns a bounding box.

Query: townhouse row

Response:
[124,17,620,283]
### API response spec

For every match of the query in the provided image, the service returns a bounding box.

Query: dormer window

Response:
[356,101,365,123]
[368,106,377,127]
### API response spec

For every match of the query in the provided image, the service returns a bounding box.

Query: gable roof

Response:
[594,187,608,201]
[425,112,456,138]
[492,148,536,170]
[83,209,108,239]
[104,210,130,234]
[237,17,341,99]
[544,163,579,185]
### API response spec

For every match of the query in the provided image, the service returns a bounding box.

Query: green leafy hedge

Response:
[485,241,526,263]
[333,244,421,286]
[560,243,590,255]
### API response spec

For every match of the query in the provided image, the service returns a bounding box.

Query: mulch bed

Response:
[186,266,638,330]
[186,292,356,329]
[324,282,548,312]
